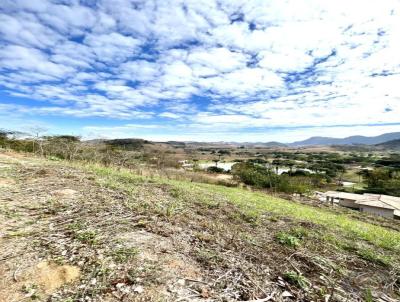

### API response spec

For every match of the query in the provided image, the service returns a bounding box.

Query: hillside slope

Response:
[376,139,400,150]
[0,152,399,301]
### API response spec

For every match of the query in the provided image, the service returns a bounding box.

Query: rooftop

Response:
[325,191,400,216]
[325,191,366,200]
[357,194,400,215]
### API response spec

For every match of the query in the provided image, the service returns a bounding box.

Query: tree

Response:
[362,168,400,196]
[29,126,48,156]
[207,166,224,173]
[43,135,81,160]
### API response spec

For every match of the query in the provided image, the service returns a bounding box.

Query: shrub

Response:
[231,162,277,188]
[207,166,225,173]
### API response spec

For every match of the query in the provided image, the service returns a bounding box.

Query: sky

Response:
[0,0,400,142]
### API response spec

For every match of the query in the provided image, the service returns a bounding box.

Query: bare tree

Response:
[29,126,48,156]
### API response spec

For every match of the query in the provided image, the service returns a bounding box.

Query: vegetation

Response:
[231,162,324,194]
[1,150,400,301]
[1,128,400,197]
[360,167,400,196]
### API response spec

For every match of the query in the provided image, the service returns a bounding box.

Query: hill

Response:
[290,132,400,146]
[376,139,400,150]
[0,152,399,301]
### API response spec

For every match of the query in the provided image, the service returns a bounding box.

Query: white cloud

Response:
[159,112,183,119]
[84,32,142,64]
[1,0,400,141]
[188,47,248,74]
[0,45,75,77]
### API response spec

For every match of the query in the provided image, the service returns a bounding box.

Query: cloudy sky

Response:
[1,0,400,142]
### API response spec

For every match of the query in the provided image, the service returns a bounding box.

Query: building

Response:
[358,194,400,219]
[324,191,400,219]
[324,191,366,209]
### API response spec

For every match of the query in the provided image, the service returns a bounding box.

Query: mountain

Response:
[375,139,400,150]
[290,132,400,146]
[255,141,288,148]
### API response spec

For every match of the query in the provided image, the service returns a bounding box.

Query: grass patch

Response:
[80,163,400,252]
[178,182,400,252]
[357,248,391,266]
[195,248,223,266]
[74,230,98,245]
[0,205,20,219]
[276,226,309,248]
[110,247,139,263]
[276,232,301,248]
[283,271,310,289]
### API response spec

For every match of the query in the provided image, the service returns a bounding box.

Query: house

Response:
[324,191,400,219]
[357,194,400,219]
[324,191,366,209]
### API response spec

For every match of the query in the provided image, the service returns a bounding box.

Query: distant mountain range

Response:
[56,131,400,149]
[289,132,400,147]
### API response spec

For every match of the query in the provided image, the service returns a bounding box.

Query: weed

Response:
[67,221,84,231]
[127,263,163,285]
[22,284,40,300]
[357,248,390,266]
[169,187,182,198]
[74,230,98,245]
[240,233,259,246]
[195,248,222,266]
[110,247,139,263]
[45,198,64,214]
[283,271,310,289]
[0,205,20,219]
[194,231,214,243]
[48,155,62,161]
[6,230,33,238]
[364,288,373,302]
[290,226,309,239]
[276,232,300,248]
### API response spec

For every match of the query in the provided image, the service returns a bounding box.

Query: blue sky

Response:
[1,0,400,142]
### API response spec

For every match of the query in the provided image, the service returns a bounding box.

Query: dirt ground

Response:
[0,152,210,301]
[0,152,399,302]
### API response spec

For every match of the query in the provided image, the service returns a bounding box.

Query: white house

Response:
[324,191,400,219]
[357,194,400,219]
[324,191,366,209]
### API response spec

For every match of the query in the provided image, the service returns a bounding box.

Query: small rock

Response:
[282,291,293,297]
[200,287,210,298]
[277,277,286,287]
[133,285,144,294]
[177,279,185,286]
[51,189,78,197]
[116,283,125,290]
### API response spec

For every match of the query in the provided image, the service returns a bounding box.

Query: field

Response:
[1,151,400,301]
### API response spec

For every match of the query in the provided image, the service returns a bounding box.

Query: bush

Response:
[231,162,314,193]
[207,166,225,173]
[231,162,277,188]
